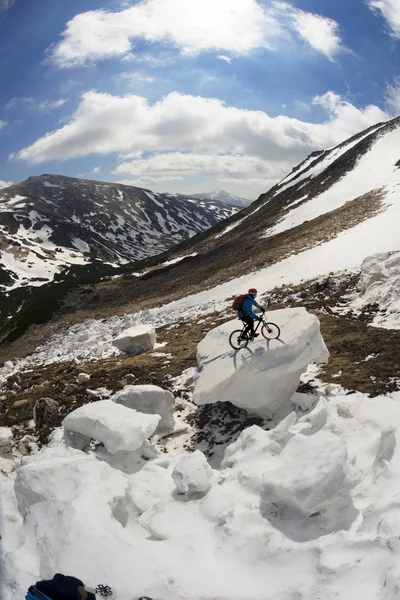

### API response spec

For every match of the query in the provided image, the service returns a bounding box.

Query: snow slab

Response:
[4,392,400,599]
[111,384,175,435]
[62,400,161,454]
[112,324,156,355]
[350,250,400,329]
[193,308,329,418]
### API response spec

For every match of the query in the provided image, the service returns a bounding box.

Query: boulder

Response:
[112,325,156,355]
[62,399,161,454]
[111,384,175,435]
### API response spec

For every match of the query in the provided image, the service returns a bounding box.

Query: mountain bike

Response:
[229,316,280,350]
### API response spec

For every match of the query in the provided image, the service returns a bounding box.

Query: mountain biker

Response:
[238,288,264,340]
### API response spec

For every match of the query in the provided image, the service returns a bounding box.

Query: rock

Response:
[112,324,156,356]
[4,360,13,371]
[77,373,91,384]
[64,383,80,395]
[12,398,31,409]
[125,373,137,383]
[62,399,161,454]
[0,427,13,455]
[172,450,214,495]
[18,435,37,456]
[111,384,175,435]
[33,397,59,429]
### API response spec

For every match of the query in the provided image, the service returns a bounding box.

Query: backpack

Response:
[232,294,246,312]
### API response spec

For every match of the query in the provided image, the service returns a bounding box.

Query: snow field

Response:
[4,384,400,599]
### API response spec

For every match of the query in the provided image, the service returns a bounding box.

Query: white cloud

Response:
[385,78,400,115]
[50,0,278,67]
[0,120,6,130]
[275,2,343,60]
[217,55,232,64]
[367,0,400,39]
[0,0,16,12]
[0,179,13,189]
[120,71,156,85]
[11,90,388,169]
[114,152,283,179]
[118,175,183,186]
[91,166,101,174]
[199,74,220,88]
[312,91,387,132]
[38,99,67,113]
[5,96,34,110]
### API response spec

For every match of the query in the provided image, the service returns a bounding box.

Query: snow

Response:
[172,450,214,495]
[62,400,161,454]
[112,324,156,355]
[0,427,13,454]
[350,250,400,329]
[193,308,329,418]
[161,252,198,267]
[265,127,400,238]
[111,384,175,435]
[72,237,90,253]
[4,380,400,599]
[275,122,385,194]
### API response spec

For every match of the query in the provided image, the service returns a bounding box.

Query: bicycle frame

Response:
[240,317,264,338]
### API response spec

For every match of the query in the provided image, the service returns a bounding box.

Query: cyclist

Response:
[238,288,264,340]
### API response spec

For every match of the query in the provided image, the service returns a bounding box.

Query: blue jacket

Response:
[238,294,263,320]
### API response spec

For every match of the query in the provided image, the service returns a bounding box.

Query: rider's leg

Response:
[241,316,254,337]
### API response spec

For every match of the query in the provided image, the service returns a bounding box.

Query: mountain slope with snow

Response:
[0,175,237,289]
[187,189,252,207]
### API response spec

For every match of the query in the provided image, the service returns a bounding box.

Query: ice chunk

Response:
[112,324,156,355]
[263,430,354,516]
[193,308,329,419]
[172,450,214,495]
[62,399,160,454]
[111,384,175,435]
[0,427,13,454]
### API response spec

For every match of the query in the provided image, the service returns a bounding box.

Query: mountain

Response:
[2,114,400,357]
[2,118,400,600]
[187,189,251,207]
[0,175,238,289]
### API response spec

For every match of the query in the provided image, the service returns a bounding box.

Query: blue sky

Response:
[0,0,399,199]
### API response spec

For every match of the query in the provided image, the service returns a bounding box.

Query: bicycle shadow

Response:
[232,337,285,370]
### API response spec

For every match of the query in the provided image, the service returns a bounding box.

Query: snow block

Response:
[112,324,156,355]
[0,427,13,455]
[193,307,329,419]
[263,430,353,516]
[172,450,214,495]
[62,399,160,454]
[111,384,175,435]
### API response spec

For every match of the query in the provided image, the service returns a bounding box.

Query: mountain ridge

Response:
[0,174,238,290]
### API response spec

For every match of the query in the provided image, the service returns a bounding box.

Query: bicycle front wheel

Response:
[261,322,280,340]
[229,329,248,350]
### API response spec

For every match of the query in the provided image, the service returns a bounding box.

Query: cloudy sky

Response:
[0,0,399,199]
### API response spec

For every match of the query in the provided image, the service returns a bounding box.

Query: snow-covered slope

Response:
[0,175,237,289]
[186,189,251,207]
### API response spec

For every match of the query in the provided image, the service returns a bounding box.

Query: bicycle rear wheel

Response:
[229,329,249,350]
[261,322,280,340]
